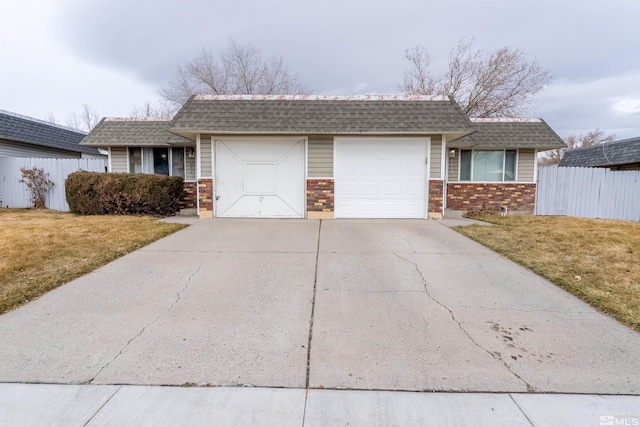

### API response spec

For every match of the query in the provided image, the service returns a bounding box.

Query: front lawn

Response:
[0,209,187,314]
[454,215,640,332]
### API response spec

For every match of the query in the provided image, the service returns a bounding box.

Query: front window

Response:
[459,149,517,182]
[128,147,185,178]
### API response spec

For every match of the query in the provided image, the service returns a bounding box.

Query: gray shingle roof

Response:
[80,119,193,147]
[0,109,100,156]
[452,119,566,150]
[169,95,474,135]
[559,136,640,167]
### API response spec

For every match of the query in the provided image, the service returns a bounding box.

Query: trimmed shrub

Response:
[66,172,184,216]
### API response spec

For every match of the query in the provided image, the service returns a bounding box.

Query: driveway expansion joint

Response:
[508,393,536,426]
[82,385,121,426]
[305,220,322,391]
[394,253,536,392]
[85,263,203,384]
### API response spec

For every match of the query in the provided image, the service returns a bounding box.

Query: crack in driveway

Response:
[387,220,418,254]
[86,263,203,384]
[394,253,535,392]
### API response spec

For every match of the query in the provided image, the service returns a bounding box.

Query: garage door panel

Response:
[358,162,379,176]
[380,181,403,195]
[216,139,305,218]
[221,140,298,162]
[335,138,427,219]
[380,162,404,175]
[245,164,275,195]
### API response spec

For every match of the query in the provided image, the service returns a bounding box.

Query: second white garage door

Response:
[334,138,428,218]
[215,138,305,218]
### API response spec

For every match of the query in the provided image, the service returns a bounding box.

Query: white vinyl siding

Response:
[110,147,128,172]
[200,136,212,177]
[0,139,82,159]
[518,149,535,182]
[429,138,441,179]
[308,137,333,178]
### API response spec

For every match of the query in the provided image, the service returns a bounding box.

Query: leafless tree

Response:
[66,104,100,132]
[130,100,175,120]
[160,39,309,106]
[45,112,59,125]
[539,129,616,165]
[400,38,552,118]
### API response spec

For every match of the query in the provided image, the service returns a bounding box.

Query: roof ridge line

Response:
[193,94,450,101]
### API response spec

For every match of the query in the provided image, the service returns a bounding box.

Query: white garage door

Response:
[215,138,305,218]
[334,138,428,218]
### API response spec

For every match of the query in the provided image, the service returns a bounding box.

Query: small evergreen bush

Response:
[66,172,184,216]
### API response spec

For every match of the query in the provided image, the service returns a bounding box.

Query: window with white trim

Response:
[128,147,185,178]
[459,149,516,182]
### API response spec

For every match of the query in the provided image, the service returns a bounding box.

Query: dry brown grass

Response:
[0,209,187,314]
[454,215,640,332]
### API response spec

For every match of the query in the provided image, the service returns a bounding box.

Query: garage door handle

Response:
[215,196,220,200]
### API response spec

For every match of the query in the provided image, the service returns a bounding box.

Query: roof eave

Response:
[168,128,473,137]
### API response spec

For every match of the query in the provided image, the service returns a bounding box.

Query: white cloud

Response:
[0,0,157,122]
[535,70,640,139]
[613,97,640,115]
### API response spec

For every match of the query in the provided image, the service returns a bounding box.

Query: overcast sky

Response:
[1,0,639,139]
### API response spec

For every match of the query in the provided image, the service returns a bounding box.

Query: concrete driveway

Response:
[0,219,639,394]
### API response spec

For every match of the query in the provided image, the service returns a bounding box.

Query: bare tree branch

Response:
[45,112,59,125]
[399,38,552,117]
[539,129,617,165]
[66,104,100,132]
[160,39,309,107]
[130,100,176,119]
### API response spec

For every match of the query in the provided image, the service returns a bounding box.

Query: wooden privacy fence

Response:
[535,165,640,221]
[0,157,106,211]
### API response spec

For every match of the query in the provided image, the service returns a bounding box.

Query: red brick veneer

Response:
[178,181,197,209]
[446,183,536,212]
[428,180,444,214]
[307,179,334,212]
[198,178,214,211]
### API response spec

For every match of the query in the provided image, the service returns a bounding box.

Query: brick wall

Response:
[446,183,536,212]
[178,181,197,209]
[428,180,444,214]
[307,179,334,212]
[198,178,214,211]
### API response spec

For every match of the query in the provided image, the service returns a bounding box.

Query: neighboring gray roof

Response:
[559,136,640,167]
[0,109,100,156]
[169,95,474,136]
[81,119,193,147]
[451,119,566,150]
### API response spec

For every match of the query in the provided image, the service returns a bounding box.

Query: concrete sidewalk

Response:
[1,383,638,427]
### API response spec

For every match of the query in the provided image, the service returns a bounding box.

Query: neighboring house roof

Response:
[0,109,101,156]
[81,118,193,147]
[451,118,566,150]
[169,95,474,137]
[559,136,640,168]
